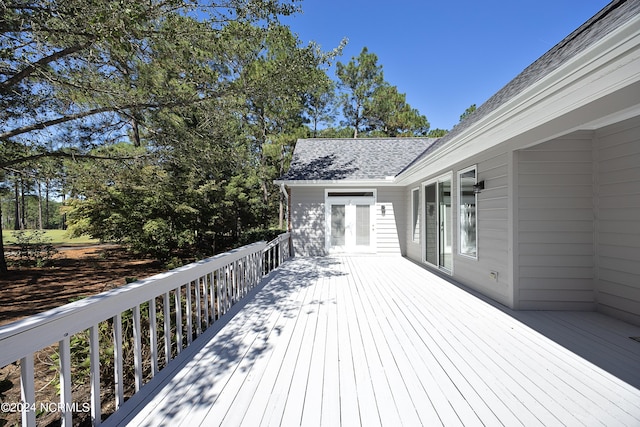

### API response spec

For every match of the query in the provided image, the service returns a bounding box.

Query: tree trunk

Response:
[131,114,141,147]
[20,178,26,229]
[0,203,8,274]
[37,179,43,230]
[45,180,50,229]
[13,176,20,230]
[61,193,66,229]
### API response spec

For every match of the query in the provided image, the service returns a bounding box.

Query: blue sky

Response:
[282,0,610,131]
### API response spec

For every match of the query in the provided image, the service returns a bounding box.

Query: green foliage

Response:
[364,84,430,136]
[336,46,430,138]
[239,228,286,246]
[0,0,439,270]
[4,229,97,245]
[460,104,477,123]
[427,128,449,138]
[47,13,342,263]
[316,127,357,138]
[336,47,385,137]
[10,229,58,267]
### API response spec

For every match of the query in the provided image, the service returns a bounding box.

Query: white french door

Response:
[326,191,376,253]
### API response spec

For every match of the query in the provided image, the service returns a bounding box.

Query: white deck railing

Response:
[0,233,291,427]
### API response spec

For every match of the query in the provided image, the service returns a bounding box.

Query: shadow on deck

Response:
[106,256,640,426]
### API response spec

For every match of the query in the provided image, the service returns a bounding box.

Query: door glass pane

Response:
[331,205,345,247]
[355,204,370,246]
[424,184,437,265]
[439,180,452,271]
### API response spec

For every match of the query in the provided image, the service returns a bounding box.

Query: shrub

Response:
[238,228,286,246]
[11,229,58,267]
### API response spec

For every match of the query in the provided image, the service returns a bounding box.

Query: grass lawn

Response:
[3,229,99,246]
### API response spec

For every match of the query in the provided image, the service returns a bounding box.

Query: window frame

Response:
[458,165,478,260]
[411,187,420,242]
[422,172,454,274]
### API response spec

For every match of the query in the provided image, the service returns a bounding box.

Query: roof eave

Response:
[395,13,640,186]
[274,177,398,187]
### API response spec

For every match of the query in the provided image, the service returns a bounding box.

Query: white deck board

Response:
[107,256,640,427]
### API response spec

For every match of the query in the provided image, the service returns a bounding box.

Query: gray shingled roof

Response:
[279,138,437,181]
[279,1,637,184]
[401,0,640,173]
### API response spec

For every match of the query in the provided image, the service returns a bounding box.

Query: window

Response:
[458,166,477,258]
[327,191,374,197]
[411,188,420,242]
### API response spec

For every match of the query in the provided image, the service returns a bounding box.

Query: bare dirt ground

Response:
[0,246,165,426]
[0,245,165,327]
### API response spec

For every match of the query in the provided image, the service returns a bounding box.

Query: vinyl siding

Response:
[375,188,405,255]
[453,151,510,306]
[290,186,405,257]
[595,117,640,325]
[517,133,595,310]
[405,186,422,262]
[402,149,511,306]
[290,187,326,257]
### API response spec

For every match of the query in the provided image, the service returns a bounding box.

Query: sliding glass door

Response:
[423,177,452,272]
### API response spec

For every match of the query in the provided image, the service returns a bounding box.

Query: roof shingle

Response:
[280,138,437,181]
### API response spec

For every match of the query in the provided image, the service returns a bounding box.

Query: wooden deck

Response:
[107,256,640,426]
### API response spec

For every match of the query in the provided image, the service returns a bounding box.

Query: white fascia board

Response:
[395,16,640,185]
[274,178,400,187]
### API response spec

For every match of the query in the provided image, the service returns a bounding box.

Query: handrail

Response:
[0,233,291,426]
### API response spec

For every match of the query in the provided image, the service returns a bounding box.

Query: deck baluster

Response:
[149,298,158,376]
[59,336,72,426]
[196,277,203,336]
[0,235,291,427]
[89,325,101,426]
[186,282,193,345]
[175,288,182,354]
[132,305,142,392]
[112,313,124,410]
[163,292,171,364]
[20,355,36,427]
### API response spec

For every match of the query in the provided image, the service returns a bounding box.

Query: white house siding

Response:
[595,117,640,325]
[375,187,405,255]
[454,151,511,306]
[290,187,326,257]
[517,132,596,310]
[290,186,405,257]
[403,148,511,307]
